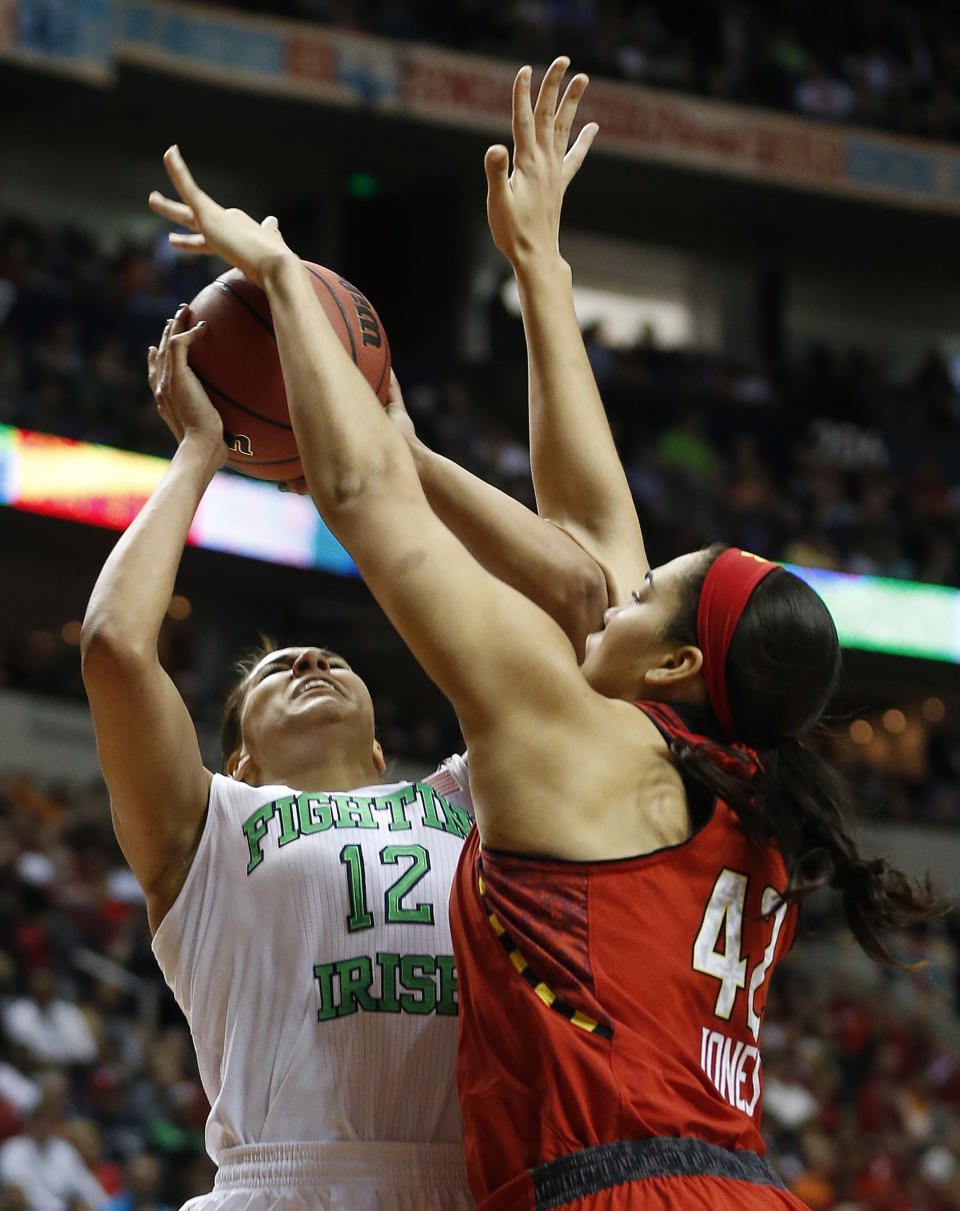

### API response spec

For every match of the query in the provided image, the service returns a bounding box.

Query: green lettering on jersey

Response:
[382,844,434,925]
[419,784,470,839]
[298,793,334,834]
[314,961,339,1022]
[332,794,378,829]
[242,801,275,874]
[399,954,437,1014]
[275,795,299,846]
[441,798,472,840]
[336,955,379,1015]
[340,843,375,933]
[436,954,459,1016]
[419,785,447,833]
[373,785,417,831]
[241,784,467,875]
[312,952,457,1021]
[376,951,402,1013]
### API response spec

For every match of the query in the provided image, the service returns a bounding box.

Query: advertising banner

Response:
[4,2,960,213]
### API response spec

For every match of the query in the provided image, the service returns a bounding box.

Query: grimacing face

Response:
[235,646,378,763]
[579,551,706,700]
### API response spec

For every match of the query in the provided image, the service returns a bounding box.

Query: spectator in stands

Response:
[0,1075,107,1211]
[761,1051,820,1141]
[3,969,97,1069]
[654,409,718,482]
[793,62,858,122]
[103,1154,168,1211]
[0,1037,39,1141]
[62,1121,122,1203]
[785,1127,837,1210]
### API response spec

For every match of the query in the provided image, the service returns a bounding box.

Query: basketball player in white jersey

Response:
[80,305,604,1211]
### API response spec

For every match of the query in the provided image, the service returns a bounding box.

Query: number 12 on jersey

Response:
[339,844,434,931]
[692,868,789,1040]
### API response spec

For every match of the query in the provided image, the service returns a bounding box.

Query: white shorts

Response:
[181,1141,474,1211]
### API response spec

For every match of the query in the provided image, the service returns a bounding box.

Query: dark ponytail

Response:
[669,546,945,968]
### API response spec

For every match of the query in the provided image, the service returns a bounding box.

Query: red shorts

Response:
[477,1139,810,1211]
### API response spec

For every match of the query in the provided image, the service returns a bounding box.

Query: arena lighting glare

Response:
[0,424,356,576]
[783,564,960,663]
[2,424,959,661]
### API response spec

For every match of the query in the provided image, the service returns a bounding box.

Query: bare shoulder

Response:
[468,694,691,860]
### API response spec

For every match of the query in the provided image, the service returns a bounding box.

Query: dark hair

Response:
[219,638,278,769]
[668,544,945,967]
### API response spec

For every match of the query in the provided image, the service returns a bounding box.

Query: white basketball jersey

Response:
[152,759,472,1163]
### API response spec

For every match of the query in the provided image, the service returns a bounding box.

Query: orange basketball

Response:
[186,262,391,481]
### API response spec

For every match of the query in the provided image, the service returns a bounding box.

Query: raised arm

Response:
[150,150,604,850]
[486,58,649,603]
[80,311,221,931]
[385,372,606,659]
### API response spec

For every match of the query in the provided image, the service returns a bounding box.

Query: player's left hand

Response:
[149,146,293,287]
[148,305,228,469]
[485,56,598,268]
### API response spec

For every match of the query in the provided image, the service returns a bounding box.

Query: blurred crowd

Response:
[190,0,960,142]
[7,212,960,821]
[760,936,960,1211]
[4,214,960,588]
[0,773,215,1211]
[0,768,957,1211]
[409,335,960,590]
[0,221,209,461]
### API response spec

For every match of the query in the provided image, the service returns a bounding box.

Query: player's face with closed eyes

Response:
[239,646,376,750]
[580,552,705,700]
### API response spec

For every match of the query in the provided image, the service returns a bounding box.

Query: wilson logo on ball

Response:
[339,278,382,348]
[225,433,254,456]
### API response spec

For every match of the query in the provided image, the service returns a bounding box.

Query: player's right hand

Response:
[149,145,294,288]
[148,305,228,468]
[485,56,598,268]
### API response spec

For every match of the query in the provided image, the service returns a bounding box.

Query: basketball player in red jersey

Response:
[149,88,941,1211]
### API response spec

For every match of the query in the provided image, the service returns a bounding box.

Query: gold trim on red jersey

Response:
[477,867,615,1041]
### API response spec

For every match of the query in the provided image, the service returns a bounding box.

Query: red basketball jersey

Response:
[450,703,797,1207]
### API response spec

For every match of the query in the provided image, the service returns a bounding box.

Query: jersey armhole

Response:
[151,774,217,946]
[424,752,473,818]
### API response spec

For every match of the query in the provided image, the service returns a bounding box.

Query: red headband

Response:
[696,548,778,738]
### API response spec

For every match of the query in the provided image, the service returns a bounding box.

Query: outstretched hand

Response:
[149,145,292,287]
[485,56,598,267]
[148,305,227,469]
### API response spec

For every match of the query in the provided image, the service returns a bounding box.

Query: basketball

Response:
[186,262,391,481]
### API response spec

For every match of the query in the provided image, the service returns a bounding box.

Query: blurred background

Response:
[3,2,960,1209]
